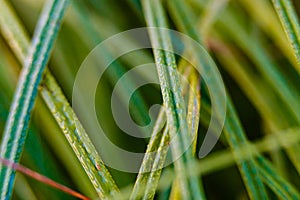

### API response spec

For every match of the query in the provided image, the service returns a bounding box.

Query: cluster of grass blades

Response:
[0,0,300,199]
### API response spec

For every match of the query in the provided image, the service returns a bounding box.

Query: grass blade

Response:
[256,156,300,199]
[141,0,203,199]
[0,0,120,198]
[209,38,300,174]
[238,0,297,68]
[223,100,268,199]
[169,72,204,199]
[130,65,186,199]
[130,110,166,199]
[0,36,97,197]
[71,1,150,134]
[130,65,202,199]
[200,96,300,199]
[0,2,29,62]
[190,1,300,177]
[154,128,300,200]
[217,8,300,123]
[0,43,75,199]
[40,73,119,199]
[272,0,300,69]
[168,1,268,199]
[0,0,69,198]
[142,128,170,199]
[187,72,201,155]
[118,125,300,199]
[197,127,300,176]
[190,0,300,175]
[190,0,300,125]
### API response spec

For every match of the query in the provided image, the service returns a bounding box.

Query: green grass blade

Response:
[0,0,69,199]
[119,126,300,199]
[223,100,268,200]
[0,0,120,198]
[238,0,297,68]
[272,0,300,69]
[142,128,170,200]
[208,38,286,126]
[37,102,98,197]
[0,2,29,62]
[197,127,300,176]
[169,72,205,200]
[200,96,300,199]
[141,0,203,199]
[209,38,300,174]
[0,44,73,199]
[131,66,203,200]
[156,129,300,200]
[217,9,300,123]
[191,0,300,176]
[190,0,300,125]
[198,95,300,199]
[66,4,155,83]
[0,29,97,197]
[187,73,201,155]
[130,110,166,200]
[130,65,189,199]
[71,1,150,133]
[168,1,268,199]
[40,73,119,199]
[1,38,98,198]
[256,156,300,199]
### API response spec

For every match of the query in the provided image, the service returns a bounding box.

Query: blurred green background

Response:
[0,0,300,199]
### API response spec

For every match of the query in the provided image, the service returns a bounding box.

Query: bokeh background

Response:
[0,0,300,199]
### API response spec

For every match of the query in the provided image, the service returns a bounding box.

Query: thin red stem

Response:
[0,157,90,200]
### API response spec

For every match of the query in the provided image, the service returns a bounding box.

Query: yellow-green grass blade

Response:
[209,37,300,174]
[272,0,300,69]
[0,0,119,198]
[168,1,267,199]
[142,0,203,199]
[238,0,297,69]
[0,0,69,199]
